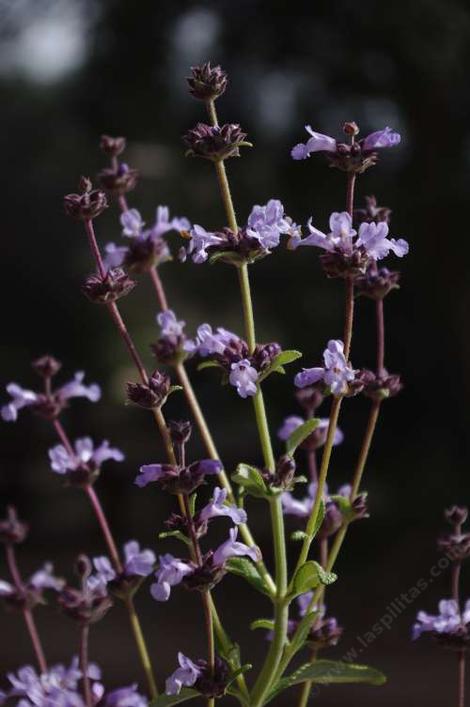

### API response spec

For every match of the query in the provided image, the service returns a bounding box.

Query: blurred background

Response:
[1,0,470,703]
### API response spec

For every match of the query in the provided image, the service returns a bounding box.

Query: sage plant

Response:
[0,62,414,706]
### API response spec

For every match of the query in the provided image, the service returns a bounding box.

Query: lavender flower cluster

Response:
[2,61,449,707]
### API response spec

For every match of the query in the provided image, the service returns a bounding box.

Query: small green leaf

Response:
[197,360,223,372]
[292,561,337,597]
[188,492,197,517]
[250,618,275,631]
[226,557,271,596]
[158,530,191,547]
[225,663,252,687]
[286,418,320,455]
[290,530,309,542]
[168,385,183,396]
[311,500,326,539]
[150,688,199,707]
[288,611,318,656]
[267,660,386,702]
[232,463,269,499]
[258,350,302,382]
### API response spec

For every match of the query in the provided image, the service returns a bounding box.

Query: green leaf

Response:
[290,530,309,542]
[158,530,191,547]
[168,385,183,396]
[150,688,199,706]
[258,350,302,382]
[268,660,386,702]
[311,500,326,539]
[188,493,197,517]
[197,360,223,372]
[286,418,320,455]
[250,618,275,631]
[226,664,252,687]
[288,611,318,656]
[291,561,337,597]
[231,463,269,499]
[226,557,271,596]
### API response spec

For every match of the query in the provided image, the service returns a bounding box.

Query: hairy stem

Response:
[79,624,92,707]
[458,650,466,707]
[5,544,47,673]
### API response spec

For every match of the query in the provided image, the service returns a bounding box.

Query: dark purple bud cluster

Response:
[81,268,136,304]
[124,235,170,273]
[320,249,370,280]
[136,459,222,495]
[98,162,139,196]
[0,507,29,545]
[99,134,127,157]
[183,123,250,161]
[358,369,403,401]
[127,370,171,409]
[355,266,400,300]
[262,455,297,491]
[64,178,108,221]
[58,555,113,624]
[193,656,231,698]
[438,507,470,561]
[353,195,392,226]
[187,62,228,101]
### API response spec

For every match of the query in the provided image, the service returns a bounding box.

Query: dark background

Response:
[1,0,469,704]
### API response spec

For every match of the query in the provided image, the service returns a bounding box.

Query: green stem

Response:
[206,95,288,703]
[125,596,158,698]
[175,362,275,593]
[209,596,250,701]
[250,498,289,707]
[291,397,342,579]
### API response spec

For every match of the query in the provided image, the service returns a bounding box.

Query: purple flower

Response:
[184,324,237,357]
[412,599,470,640]
[229,360,258,398]
[5,658,102,706]
[150,206,190,239]
[212,527,261,566]
[165,653,202,695]
[29,563,65,591]
[104,243,129,269]
[198,487,247,525]
[93,541,156,585]
[246,199,295,249]
[135,459,221,493]
[55,372,101,405]
[295,340,355,396]
[282,481,350,519]
[291,127,337,160]
[292,212,356,254]
[0,563,65,600]
[150,554,193,601]
[121,209,145,238]
[104,685,147,707]
[277,415,344,447]
[356,221,409,259]
[157,310,186,339]
[187,225,224,264]
[1,383,39,422]
[362,127,401,151]
[48,438,124,475]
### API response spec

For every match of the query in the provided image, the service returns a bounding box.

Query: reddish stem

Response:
[5,544,48,673]
[79,624,93,707]
[376,298,385,375]
[105,302,149,384]
[149,267,169,312]
[85,484,123,573]
[84,220,107,279]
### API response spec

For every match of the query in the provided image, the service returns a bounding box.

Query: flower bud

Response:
[81,268,136,304]
[98,163,139,195]
[187,62,228,101]
[359,369,402,401]
[445,506,468,527]
[32,355,62,379]
[169,420,192,445]
[343,121,359,137]
[263,455,296,491]
[0,507,29,545]
[295,386,324,414]
[64,184,108,221]
[183,123,250,161]
[100,135,126,157]
[355,266,400,300]
[126,371,171,409]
